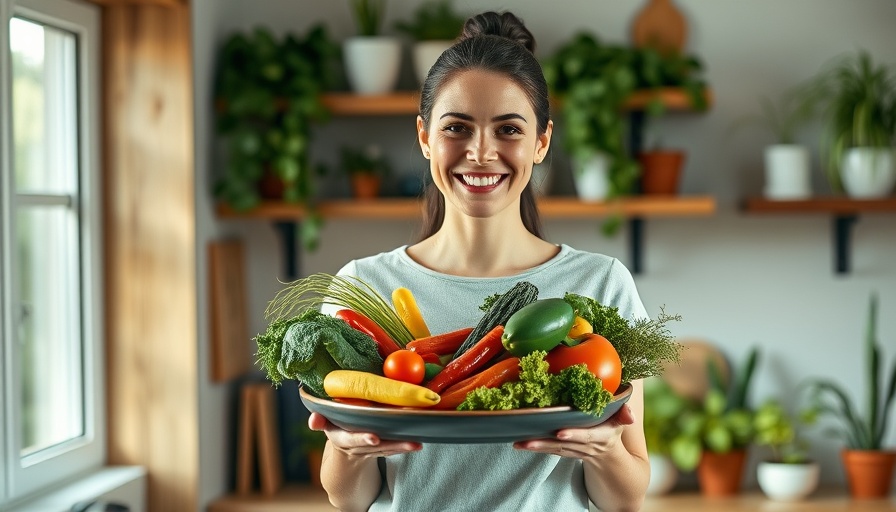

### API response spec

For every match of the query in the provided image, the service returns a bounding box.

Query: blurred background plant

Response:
[394,0,464,41]
[349,0,387,36]
[753,398,817,463]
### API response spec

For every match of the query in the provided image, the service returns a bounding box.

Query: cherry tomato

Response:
[383,349,426,385]
[545,333,622,394]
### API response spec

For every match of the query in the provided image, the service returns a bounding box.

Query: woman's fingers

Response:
[309,412,421,457]
[514,404,635,458]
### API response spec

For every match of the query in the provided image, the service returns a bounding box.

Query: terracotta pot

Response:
[307,449,323,489]
[351,173,381,200]
[697,450,747,497]
[841,449,896,499]
[638,150,685,195]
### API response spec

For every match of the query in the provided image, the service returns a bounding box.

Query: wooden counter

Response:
[208,485,895,511]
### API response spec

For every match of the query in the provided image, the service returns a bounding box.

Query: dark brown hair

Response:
[415,11,550,242]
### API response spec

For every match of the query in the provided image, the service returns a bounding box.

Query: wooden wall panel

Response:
[102,4,197,512]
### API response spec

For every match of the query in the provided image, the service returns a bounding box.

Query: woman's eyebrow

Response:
[439,112,528,123]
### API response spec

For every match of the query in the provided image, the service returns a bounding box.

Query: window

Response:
[1,0,101,505]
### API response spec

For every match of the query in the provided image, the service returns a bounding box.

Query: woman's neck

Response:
[408,207,559,277]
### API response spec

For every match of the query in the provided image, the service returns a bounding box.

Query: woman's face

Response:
[418,69,552,219]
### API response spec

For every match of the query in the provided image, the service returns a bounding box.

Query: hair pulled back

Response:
[416,11,550,242]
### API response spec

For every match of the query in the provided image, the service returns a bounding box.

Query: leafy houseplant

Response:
[344,0,401,94]
[805,293,896,498]
[808,50,896,196]
[643,377,689,495]
[394,0,466,85]
[543,34,707,203]
[339,144,391,199]
[670,347,759,497]
[214,26,337,212]
[753,399,821,501]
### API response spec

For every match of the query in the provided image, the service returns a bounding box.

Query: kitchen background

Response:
[192,0,896,508]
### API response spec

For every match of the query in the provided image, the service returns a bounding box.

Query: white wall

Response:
[195,0,896,504]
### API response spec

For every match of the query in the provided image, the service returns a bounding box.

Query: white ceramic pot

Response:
[343,36,402,95]
[764,144,811,199]
[757,461,820,501]
[572,153,611,201]
[647,454,678,496]
[412,40,453,86]
[840,147,896,198]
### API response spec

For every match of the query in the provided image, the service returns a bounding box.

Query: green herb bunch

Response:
[563,293,683,383]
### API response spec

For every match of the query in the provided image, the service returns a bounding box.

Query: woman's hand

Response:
[512,404,635,460]
[308,412,422,459]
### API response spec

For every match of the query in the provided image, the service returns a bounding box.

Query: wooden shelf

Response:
[218,196,716,278]
[743,196,896,274]
[208,485,893,512]
[319,87,714,116]
[217,196,716,221]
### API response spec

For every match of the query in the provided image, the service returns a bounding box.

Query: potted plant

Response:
[544,35,707,202]
[753,399,820,501]
[643,377,689,495]
[344,0,402,94]
[804,293,896,499]
[214,26,336,210]
[340,144,391,199]
[669,347,759,497]
[809,50,896,198]
[394,0,465,86]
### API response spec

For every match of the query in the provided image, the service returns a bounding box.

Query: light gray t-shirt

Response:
[322,244,647,512]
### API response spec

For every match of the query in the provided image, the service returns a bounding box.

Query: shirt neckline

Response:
[393,244,572,283]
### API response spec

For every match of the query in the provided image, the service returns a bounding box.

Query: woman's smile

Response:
[455,173,508,192]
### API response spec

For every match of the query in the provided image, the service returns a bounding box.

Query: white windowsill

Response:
[5,466,146,512]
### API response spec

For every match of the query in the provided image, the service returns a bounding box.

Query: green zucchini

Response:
[501,298,575,357]
[453,281,539,359]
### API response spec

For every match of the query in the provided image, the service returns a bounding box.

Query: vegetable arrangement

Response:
[254,275,683,418]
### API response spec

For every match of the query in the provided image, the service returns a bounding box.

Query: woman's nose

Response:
[467,132,498,165]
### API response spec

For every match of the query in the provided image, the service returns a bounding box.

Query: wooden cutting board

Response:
[631,0,688,53]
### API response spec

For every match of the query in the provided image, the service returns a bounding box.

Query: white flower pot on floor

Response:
[343,36,402,95]
[757,461,820,501]
[764,144,811,199]
[840,147,896,198]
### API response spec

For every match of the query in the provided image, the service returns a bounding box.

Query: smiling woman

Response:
[0,0,104,507]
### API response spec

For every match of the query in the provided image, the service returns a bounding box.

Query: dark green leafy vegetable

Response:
[563,293,683,384]
[454,281,538,358]
[458,351,612,416]
[254,309,382,396]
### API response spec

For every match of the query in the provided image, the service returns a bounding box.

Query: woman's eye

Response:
[443,124,468,134]
[498,125,523,136]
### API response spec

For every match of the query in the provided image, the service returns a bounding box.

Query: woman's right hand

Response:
[308,412,422,458]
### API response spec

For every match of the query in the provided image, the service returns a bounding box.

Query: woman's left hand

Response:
[513,403,635,460]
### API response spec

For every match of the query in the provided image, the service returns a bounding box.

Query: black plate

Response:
[300,383,633,444]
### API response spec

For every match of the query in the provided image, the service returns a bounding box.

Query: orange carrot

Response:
[425,325,505,394]
[407,327,474,355]
[435,357,520,410]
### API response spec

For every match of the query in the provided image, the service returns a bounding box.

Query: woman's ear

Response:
[417,116,431,159]
[534,120,553,164]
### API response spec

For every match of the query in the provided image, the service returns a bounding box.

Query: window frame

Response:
[0,0,102,505]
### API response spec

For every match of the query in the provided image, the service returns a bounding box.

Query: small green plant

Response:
[340,144,391,176]
[643,377,690,456]
[669,347,760,471]
[805,293,896,450]
[732,84,818,145]
[753,399,817,464]
[349,0,387,37]
[394,0,465,41]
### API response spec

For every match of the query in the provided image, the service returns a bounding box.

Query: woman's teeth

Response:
[461,174,501,186]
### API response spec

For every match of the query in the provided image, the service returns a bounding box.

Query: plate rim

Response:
[300,381,633,418]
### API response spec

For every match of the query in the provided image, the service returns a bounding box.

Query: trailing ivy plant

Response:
[214,26,338,248]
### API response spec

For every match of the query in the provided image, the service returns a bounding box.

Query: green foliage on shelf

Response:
[213,25,338,213]
[543,34,707,199]
[349,0,387,37]
[753,399,817,464]
[807,50,896,192]
[340,144,391,177]
[643,377,690,457]
[805,293,896,450]
[394,0,465,41]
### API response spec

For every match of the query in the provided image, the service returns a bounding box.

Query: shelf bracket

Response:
[629,217,644,275]
[273,221,300,281]
[833,214,858,275]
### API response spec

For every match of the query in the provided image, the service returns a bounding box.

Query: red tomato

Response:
[383,349,426,385]
[545,334,622,394]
